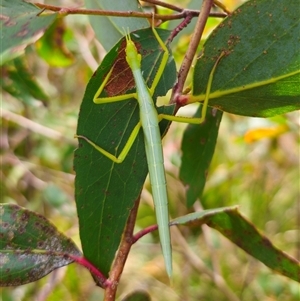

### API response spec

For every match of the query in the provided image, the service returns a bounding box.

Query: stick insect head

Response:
[123,28,142,70]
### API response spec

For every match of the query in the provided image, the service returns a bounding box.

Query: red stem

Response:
[132,224,158,243]
[69,254,111,288]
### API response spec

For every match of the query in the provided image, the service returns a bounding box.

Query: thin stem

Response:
[132,224,158,243]
[34,3,227,21]
[171,0,214,105]
[168,12,194,43]
[69,255,109,288]
[104,197,141,301]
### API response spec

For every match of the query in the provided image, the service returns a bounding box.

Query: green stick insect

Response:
[75,23,224,278]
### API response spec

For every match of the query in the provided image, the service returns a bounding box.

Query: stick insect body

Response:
[76,24,224,278]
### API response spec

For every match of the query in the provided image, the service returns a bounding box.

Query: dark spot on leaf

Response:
[37,241,45,248]
[103,190,110,196]
[11,206,19,219]
[20,211,29,222]
[35,221,41,228]
[16,29,29,37]
[261,237,272,248]
[1,222,9,229]
[0,14,9,21]
[18,227,25,234]
[4,19,16,27]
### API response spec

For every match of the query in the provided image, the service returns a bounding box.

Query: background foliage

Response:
[1,0,299,300]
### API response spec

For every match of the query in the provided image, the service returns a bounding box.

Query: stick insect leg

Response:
[149,16,171,96]
[75,121,142,163]
[160,52,225,124]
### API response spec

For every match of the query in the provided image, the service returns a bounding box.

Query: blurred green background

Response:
[1,0,299,300]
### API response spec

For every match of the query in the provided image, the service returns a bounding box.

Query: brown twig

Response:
[167,11,194,43]
[104,197,141,301]
[34,2,227,21]
[170,0,215,106]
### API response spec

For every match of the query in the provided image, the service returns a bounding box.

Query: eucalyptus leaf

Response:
[0,204,81,286]
[0,0,57,65]
[192,0,300,117]
[180,107,223,207]
[0,57,49,106]
[172,207,300,282]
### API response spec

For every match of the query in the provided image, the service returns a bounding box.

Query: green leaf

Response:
[85,0,149,51]
[0,0,57,65]
[0,204,81,286]
[0,56,49,105]
[180,107,223,207]
[172,207,300,282]
[192,0,300,117]
[74,28,176,277]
